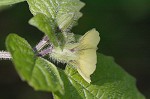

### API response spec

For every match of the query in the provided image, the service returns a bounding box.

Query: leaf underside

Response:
[6,34,145,99]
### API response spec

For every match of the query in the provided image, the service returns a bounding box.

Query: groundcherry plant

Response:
[0,0,145,99]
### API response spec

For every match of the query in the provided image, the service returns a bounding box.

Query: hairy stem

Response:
[37,46,53,57]
[34,36,49,51]
[0,51,12,60]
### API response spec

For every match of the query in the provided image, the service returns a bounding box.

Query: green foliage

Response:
[27,0,85,32]
[6,34,64,94]
[29,14,58,47]
[27,0,84,47]
[3,0,145,98]
[54,54,145,99]
[0,0,25,6]
[6,34,145,99]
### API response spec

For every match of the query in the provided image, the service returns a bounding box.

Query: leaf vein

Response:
[67,73,99,99]
[37,63,51,86]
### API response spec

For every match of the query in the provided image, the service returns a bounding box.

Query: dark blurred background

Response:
[0,0,150,99]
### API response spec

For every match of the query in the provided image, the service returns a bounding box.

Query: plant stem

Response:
[0,51,12,60]
[34,36,49,51]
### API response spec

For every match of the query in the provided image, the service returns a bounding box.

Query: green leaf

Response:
[56,0,85,31]
[30,57,64,94]
[53,53,145,99]
[6,34,34,81]
[28,0,85,48]
[27,0,85,32]
[29,14,58,47]
[6,34,64,94]
[56,32,66,49]
[0,0,25,6]
[5,34,145,98]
